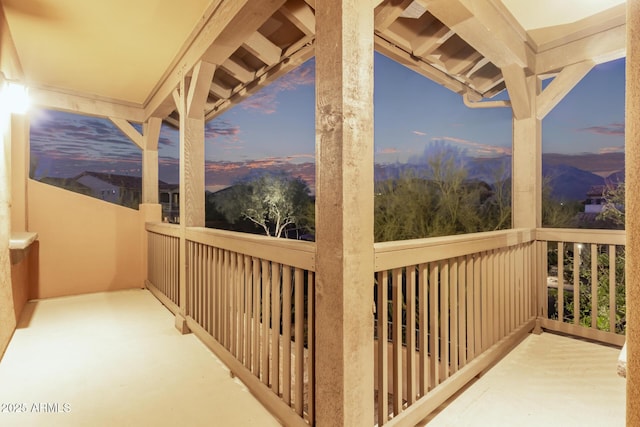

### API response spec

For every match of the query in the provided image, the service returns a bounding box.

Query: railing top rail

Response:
[185,227,316,272]
[146,222,181,237]
[536,227,625,246]
[374,228,535,271]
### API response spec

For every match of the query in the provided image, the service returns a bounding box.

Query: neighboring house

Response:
[40,171,179,220]
[74,171,143,209]
[584,185,608,214]
[159,182,180,223]
[584,183,622,214]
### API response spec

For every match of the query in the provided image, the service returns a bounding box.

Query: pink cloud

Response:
[240,61,314,114]
[377,148,400,154]
[580,122,624,136]
[599,145,624,154]
[412,130,427,136]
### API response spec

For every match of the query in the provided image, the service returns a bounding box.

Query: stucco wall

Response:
[27,180,144,298]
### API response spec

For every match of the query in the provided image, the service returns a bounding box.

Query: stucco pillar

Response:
[512,76,542,229]
[315,0,375,425]
[0,113,16,359]
[626,1,640,424]
[9,114,27,231]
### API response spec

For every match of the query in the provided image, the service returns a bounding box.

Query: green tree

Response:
[214,172,312,238]
[542,176,582,228]
[598,182,625,227]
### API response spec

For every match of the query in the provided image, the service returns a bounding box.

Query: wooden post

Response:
[626,1,640,424]
[176,61,216,333]
[140,117,163,289]
[315,0,375,425]
[511,74,541,229]
[142,117,162,205]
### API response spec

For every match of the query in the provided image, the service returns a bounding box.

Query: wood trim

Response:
[540,318,625,347]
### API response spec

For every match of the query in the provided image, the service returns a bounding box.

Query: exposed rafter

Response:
[536,25,625,75]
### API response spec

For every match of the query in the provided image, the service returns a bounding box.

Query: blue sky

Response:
[29,53,625,189]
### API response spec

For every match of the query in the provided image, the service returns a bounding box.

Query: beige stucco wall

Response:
[27,180,144,298]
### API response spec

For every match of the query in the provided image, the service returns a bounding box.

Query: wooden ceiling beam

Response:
[32,87,145,122]
[535,25,625,75]
[144,0,285,120]
[243,31,283,66]
[280,0,316,36]
[375,34,478,97]
[536,60,595,120]
[209,80,233,99]
[205,43,314,121]
[374,0,415,31]
[221,58,255,83]
[411,25,454,57]
[445,50,483,76]
[416,0,534,69]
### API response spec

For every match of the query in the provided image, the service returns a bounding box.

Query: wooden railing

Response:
[373,229,537,426]
[145,223,315,426]
[145,224,627,427]
[536,228,626,347]
[146,223,180,310]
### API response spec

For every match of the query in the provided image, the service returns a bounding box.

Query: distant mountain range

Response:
[374,152,625,202]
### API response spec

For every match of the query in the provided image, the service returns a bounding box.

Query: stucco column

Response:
[10,114,28,231]
[626,0,640,423]
[315,0,375,425]
[511,76,542,229]
[0,113,16,359]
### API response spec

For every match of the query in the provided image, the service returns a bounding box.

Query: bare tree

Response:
[215,172,312,238]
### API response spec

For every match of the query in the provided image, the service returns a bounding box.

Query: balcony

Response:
[0,289,281,426]
[0,220,626,426]
[0,1,636,426]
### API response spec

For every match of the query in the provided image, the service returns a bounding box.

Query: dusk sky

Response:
[29,54,625,190]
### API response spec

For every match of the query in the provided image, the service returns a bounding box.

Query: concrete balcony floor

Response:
[0,289,281,427]
[0,289,626,427]
[421,332,625,426]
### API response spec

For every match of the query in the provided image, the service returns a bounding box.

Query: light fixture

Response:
[0,72,30,115]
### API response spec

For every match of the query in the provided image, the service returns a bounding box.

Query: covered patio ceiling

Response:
[0,0,626,125]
